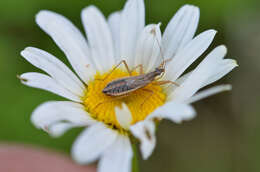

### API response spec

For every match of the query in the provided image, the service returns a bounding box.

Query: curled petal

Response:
[130,120,156,160]
[115,104,132,130]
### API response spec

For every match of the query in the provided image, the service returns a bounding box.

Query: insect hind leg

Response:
[93,94,129,110]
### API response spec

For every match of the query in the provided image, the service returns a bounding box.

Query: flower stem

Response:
[132,143,139,172]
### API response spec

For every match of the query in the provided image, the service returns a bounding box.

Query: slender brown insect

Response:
[95,28,178,108]
[102,59,175,96]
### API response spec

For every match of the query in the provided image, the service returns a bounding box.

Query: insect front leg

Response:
[152,80,179,87]
[97,60,132,81]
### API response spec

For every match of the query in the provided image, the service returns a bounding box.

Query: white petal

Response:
[206,45,227,60]
[48,122,78,137]
[98,135,132,172]
[202,59,238,88]
[134,24,162,72]
[81,6,115,72]
[115,104,132,130]
[108,11,121,61]
[170,45,227,102]
[162,5,200,59]
[164,30,217,81]
[31,101,95,136]
[120,0,145,67]
[72,123,118,164]
[165,70,191,95]
[19,72,81,102]
[21,47,85,96]
[187,84,232,104]
[36,10,96,83]
[130,120,155,160]
[148,102,196,123]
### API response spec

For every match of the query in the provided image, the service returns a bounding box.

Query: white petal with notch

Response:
[164,29,216,82]
[170,45,228,102]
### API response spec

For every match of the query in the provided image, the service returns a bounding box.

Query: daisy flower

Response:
[19,0,237,171]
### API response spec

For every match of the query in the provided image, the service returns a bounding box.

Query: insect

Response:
[94,59,178,109]
[95,28,178,108]
[102,59,176,97]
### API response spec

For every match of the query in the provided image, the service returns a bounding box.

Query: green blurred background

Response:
[0,0,259,171]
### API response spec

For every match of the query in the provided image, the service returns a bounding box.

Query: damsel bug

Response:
[102,59,176,96]
[95,28,178,108]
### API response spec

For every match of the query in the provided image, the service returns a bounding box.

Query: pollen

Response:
[83,69,166,131]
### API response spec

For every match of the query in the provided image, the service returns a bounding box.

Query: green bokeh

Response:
[0,0,259,171]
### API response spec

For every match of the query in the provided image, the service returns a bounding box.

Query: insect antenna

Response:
[151,24,170,81]
[151,24,173,72]
[152,26,165,69]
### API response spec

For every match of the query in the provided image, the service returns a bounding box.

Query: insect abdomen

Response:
[102,80,135,96]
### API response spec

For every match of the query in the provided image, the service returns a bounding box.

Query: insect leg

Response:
[98,60,131,81]
[152,80,179,86]
[140,89,154,108]
[93,94,129,110]
[121,60,132,75]
[93,99,116,110]
[130,64,144,74]
[93,99,115,110]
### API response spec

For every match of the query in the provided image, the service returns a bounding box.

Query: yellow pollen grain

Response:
[83,69,166,130]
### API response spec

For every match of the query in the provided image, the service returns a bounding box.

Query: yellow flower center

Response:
[83,69,166,131]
